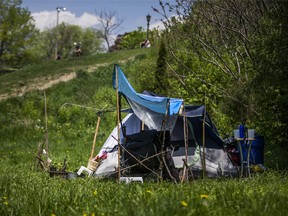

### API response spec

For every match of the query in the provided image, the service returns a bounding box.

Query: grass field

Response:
[1,163,288,216]
[1,49,288,216]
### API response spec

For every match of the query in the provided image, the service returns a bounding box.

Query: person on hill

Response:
[73,42,82,57]
[140,39,151,48]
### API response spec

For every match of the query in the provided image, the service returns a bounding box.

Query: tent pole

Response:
[159,100,169,182]
[202,105,207,179]
[181,105,189,182]
[115,65,121,181]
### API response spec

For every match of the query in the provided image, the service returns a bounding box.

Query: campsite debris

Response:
[75,105,109,178]
[49,159,79,179]
[34,143,52,172]
[34,91,52,172]
[77,166,94,177]
[119,176,143,184]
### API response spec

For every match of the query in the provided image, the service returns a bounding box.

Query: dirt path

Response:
[0,56,136,102]
[0,63,109,101]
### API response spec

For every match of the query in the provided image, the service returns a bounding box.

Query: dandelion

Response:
[200,194,209,199]
[93,190,97,196]
[180,200,188,207]
[146,190,152,195]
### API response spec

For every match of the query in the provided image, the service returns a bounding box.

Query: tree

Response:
[154,38,169,95]
[153,0,278,122]
[0,0,38,68]
[95,10,124,52]
[249,2,288,147]
[153,0,288,155]
[40,24,103,59]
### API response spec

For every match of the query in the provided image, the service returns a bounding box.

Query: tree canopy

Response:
[0,0,38,68]
[152,0,288,148]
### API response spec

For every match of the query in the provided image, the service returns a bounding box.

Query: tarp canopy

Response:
[112,65,184,130]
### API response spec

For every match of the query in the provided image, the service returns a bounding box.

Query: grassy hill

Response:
[0,48,288,215]
[0,49,151,100]
[0,48,155,168]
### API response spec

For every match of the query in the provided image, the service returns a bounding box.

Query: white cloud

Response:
[31,11,100,31]
[149,15,181,32]
[150,20,165,31]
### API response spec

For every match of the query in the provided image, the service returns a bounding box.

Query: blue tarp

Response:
[112,65,183,115]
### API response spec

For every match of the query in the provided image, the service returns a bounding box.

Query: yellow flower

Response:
[146,190,152,195]
[180,200,188,207]
[51,214,56,216]
[93,190,97,196]
[92,213,95,216]
[200,194,209,199]
[3,201,9,205]
[83,214,87,216]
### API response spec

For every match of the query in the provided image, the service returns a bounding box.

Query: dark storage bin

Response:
[240,135,265,165]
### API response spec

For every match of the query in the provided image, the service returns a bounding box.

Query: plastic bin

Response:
[240,135,265,165]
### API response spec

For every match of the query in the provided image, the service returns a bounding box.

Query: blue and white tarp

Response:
[112,65,184,130]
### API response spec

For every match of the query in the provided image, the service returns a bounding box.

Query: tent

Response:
[94,65,237,179]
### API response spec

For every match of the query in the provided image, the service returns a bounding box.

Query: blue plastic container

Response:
[240,135,265,165]
[239,124,245,138]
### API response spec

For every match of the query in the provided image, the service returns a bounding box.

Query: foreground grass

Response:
[0,135,288,215]
[0,161,287,216]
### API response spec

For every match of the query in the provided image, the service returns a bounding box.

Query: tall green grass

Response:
[1,165,288,216]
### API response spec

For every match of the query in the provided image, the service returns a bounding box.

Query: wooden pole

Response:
[159,101,170,181]
[181,106,189,182]
[202,105,207,179]
[115,65,121,181]
[90,116,101,160]
[44,91,49,159]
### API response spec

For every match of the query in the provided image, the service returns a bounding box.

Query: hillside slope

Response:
[0,49,149,101]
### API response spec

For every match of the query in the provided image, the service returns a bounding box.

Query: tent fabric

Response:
[112,65,183,115]
[95,110,237,177]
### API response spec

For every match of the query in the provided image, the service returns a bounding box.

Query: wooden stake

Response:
[159,101,170,181]
[90,116,101,160]
[115,65,121,181]
[44,91,49,160]
[181,106,189,182]
[202,105,207,179]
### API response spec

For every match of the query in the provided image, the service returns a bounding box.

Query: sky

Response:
[22,0,176,34]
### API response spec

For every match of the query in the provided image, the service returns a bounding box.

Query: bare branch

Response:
[95,10,124,51]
